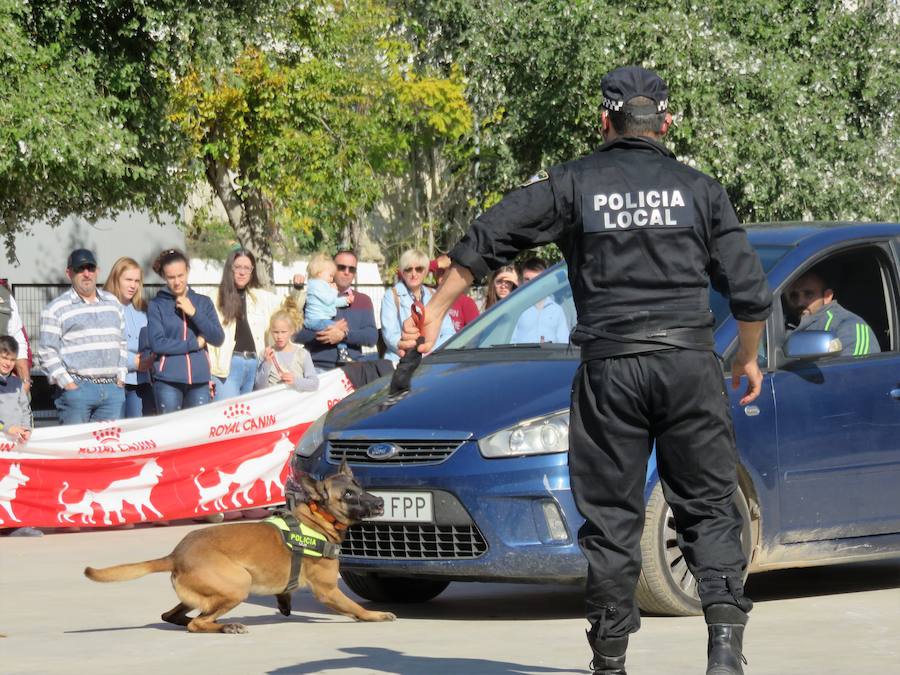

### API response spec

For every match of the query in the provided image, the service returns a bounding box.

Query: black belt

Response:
[573,325,715,361]
[233,350,256,359]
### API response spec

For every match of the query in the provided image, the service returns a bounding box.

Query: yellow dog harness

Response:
[264,513,342,592]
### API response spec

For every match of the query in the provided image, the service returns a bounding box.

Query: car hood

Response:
[326,352,578,439]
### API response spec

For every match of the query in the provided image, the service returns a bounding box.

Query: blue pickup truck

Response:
[295,222,900,616]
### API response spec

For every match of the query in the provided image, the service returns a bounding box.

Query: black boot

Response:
[705,603,748,675]
[586,633,627,675]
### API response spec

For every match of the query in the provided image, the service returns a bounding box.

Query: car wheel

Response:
[635,482,753,617]
[340,571,450,603]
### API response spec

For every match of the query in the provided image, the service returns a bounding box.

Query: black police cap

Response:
[601,66,669,114]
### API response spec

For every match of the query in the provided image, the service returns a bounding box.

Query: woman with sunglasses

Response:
[380,249,455,363]
[205,248,281,400]
[483,265,520,311]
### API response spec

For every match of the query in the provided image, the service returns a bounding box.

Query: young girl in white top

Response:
[255,298,319,392]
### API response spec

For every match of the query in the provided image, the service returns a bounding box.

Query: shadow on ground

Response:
[267,646,582,675]
[246,582,586,622]
[746,558,900,602]
[65,612,332,635]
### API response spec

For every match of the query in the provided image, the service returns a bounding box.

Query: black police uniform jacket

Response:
[449,137,772,356]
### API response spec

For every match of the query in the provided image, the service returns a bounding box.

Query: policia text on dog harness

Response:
[264,513,341,592]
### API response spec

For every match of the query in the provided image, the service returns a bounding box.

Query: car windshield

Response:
[441,244,790,351]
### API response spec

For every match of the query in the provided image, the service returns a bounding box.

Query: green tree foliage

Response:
[170,0,471,284]
[0,0,267,259]
[398,0,899,228]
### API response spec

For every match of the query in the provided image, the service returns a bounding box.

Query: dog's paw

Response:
[367,611,396,622]
[222,623,248,634]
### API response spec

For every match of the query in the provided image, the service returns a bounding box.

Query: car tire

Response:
[635,481,753,617]
[340,571,450,603]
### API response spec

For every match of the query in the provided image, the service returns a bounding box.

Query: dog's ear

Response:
[295,473,326,503]
[337,459,353,478]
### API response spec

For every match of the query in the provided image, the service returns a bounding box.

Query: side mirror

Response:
[783,330,843,359]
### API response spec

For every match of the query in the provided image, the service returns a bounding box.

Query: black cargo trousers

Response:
[569,348,752,638]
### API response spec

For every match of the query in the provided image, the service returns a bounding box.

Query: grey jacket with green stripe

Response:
[794,301,880,357]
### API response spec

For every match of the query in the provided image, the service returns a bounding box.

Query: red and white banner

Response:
[0,370,355,529]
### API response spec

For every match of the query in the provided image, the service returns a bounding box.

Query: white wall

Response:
[2,212,184,285]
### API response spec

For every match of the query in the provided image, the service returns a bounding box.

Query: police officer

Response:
[785,270,879,356]
[399,66,772,675]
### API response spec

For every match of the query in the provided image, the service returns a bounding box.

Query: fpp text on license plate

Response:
[369,491,434,522]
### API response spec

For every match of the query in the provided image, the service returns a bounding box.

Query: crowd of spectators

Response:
[1,244,550,536]
[2,244,556,437]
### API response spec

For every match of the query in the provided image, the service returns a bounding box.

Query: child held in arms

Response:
[303,253,354,363]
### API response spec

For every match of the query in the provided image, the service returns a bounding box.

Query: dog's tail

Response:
[84,557,173,583]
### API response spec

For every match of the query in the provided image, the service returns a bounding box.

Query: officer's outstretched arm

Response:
[398,263,474,355]
[731,320,765,405]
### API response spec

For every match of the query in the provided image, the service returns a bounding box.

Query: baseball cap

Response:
[67,248,97,270]
[601,66,669,114]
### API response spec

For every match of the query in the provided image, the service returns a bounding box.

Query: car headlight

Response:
[294,414,327,457]
[478,410,570,458]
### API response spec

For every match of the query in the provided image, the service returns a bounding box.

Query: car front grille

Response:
[341,522,488,559]
[327,439,463,464]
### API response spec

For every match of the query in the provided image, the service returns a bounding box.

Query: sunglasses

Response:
[75,264,97,273]
[403,266,426,275]
[495,279,516,289]
[336,264,357,274]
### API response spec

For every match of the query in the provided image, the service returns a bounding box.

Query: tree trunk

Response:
[239,187,275,288]
[204,156,275,288]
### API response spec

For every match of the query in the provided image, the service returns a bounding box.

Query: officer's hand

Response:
[731,351,763,406]
[398,313,441,356]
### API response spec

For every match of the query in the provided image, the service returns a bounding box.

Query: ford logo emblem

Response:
[366,442,400,460]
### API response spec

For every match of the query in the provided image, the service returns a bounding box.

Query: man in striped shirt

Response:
[38,249,127,424]
[786,270,881,357]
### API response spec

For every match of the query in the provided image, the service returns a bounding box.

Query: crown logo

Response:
[224,403,252,420]
[92,426,123,444]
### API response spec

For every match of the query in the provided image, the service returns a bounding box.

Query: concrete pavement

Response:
[2,523,898,674]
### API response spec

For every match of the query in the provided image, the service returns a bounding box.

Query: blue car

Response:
[295,222,900,615]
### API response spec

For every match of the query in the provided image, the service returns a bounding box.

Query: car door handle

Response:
[891,389,900,400]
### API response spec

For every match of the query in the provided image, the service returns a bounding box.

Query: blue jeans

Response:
[214,353,258,401]
[153,380,210,414]
[123,383,156,418]
[56,381,126,425]
[304,317,347,351]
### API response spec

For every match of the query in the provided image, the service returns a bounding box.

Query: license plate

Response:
[369,491,434,523]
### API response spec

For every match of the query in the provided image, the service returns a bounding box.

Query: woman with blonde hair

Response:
[255,296,318,392]
[483,265,519,311]
[103,257,155,417]
[380,248,455,362]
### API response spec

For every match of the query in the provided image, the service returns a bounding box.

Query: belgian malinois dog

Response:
[84,462,395,633]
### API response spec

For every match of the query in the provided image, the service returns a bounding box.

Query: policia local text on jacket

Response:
[415,67,773,675]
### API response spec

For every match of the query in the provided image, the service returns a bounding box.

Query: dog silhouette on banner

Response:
[90,459,165,525]
[0,463,29,524]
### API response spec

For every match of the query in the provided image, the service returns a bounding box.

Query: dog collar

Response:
[308,502,347,531]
